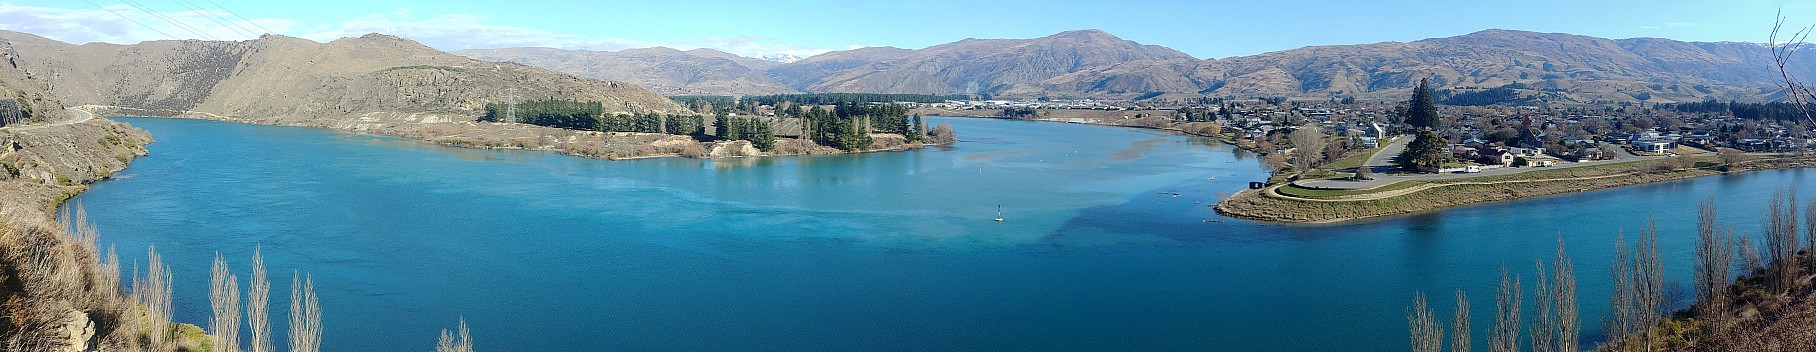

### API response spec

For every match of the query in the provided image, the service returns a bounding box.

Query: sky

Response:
[1,0,1813,60]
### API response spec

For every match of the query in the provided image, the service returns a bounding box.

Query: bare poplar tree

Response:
[1739,235,1766,273]
[137,245,174,352]
[211,253,242,352]
[1452,289,1472,352]
[1766,188,1801,292]
[1531,260,1555,352]
[436,318,474,352]
[289,273,323,352]
[248,248,273,352]
[1694,198,1735,331]
[1608,232,1633,342]
[1409,292,1444,352]
[1636,222,1665,351]
[1489,267,1521,352]
[1806,196,1816,274]
[1551,238,1579,352]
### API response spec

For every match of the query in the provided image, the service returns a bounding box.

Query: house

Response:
[1359,137,1380,148]
[1633,139,1676,154]
[1578,147,1605,160]
[1452,145,1480,159]
[1478,148,1515,165]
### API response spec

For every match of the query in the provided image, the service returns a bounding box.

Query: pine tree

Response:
[1406,78,1440,129]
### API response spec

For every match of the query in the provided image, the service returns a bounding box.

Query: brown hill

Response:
[467,29,1816,103]
[461,29,1194,97]
[0,37,70,126]
[1036,29,1816,102]
[0,30,687,127]
[801,29,1195,95]
[457,46,799,96]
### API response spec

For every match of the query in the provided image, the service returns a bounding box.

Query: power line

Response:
[118,0,220,41]
[166,0,257,39]
[198,0,279,35]
[81,0,183,40]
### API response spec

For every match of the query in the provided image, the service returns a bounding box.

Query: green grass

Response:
[1275,180,1426,198]
[1322,145,1384,171]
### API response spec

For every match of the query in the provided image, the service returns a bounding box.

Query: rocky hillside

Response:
[467,29,1816,103]
[1034,29,1816,102]
[0,30,688,128]
[458,46,799,96]
[459,29,1195,97]
[0,39,69,127]
[799,29,1194,95]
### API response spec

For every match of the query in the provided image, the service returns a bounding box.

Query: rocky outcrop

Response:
[52,309,93,352]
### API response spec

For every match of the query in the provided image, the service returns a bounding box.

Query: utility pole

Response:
[506,87,516,123]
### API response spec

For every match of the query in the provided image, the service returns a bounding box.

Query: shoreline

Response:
[1213,156,1816,224]
[914,109,1257,152]
[81,105,955,161]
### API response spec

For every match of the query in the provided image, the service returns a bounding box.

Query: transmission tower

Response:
[506,87,517,123]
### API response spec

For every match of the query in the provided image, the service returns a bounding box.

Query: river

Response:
[71,116,1816,351]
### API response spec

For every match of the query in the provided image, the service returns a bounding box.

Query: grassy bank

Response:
[1215,156,1814,223]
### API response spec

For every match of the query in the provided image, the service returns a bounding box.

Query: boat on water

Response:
[995,205,1004,222]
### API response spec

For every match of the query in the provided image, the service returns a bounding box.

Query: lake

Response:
[73,116,1816,351]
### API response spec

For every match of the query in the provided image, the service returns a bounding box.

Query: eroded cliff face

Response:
[0,39,69,128]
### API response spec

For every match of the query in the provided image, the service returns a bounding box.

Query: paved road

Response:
[1302,137,1662,190]
[1359,135,1410,175]
[2,107,95,131]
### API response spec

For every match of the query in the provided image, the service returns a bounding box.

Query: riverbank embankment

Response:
[85,105,953,161]
[1214,156,1816,223]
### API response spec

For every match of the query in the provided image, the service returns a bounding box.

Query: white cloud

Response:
[0,5,837,60]
[295,10,836,58]
[0,4,293,44]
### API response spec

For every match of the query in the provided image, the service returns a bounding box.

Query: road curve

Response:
[2,107,95,131]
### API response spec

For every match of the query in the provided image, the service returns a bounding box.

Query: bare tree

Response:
[1608,232,1634,343]
[1288,123,1327,177]
[249,248,273,352]
[1806,196,1816,274]
[135,245,174,352]
[1409,292,1444,352]
[1766,188,1800,292]
[1717,148,1749,170]
[1552,238,1579,352]
[1636,222,1665,351]
[1770,11,1816,125]
[1739,235,1766,274]
[1531,260,1555,352]
[1489,267,1521,352]
[1694,198,1735,331]
[289,273,323,352]
[1452,289,1472,352]
[436,318,474,352]
[211,253,242,352]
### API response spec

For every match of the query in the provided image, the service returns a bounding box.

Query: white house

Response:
[1633,139,1675,154]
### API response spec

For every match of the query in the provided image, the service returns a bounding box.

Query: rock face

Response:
[0,38,70,127]
[53,309,94,352]
[0,31,690,127]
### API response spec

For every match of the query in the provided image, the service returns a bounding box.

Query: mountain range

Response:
[461,29,1816,104]
[0,30,687,127]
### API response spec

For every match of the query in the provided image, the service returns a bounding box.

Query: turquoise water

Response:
[74,117,1816,351]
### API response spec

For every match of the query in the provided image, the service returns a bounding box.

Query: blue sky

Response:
[1,0,1812,59]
